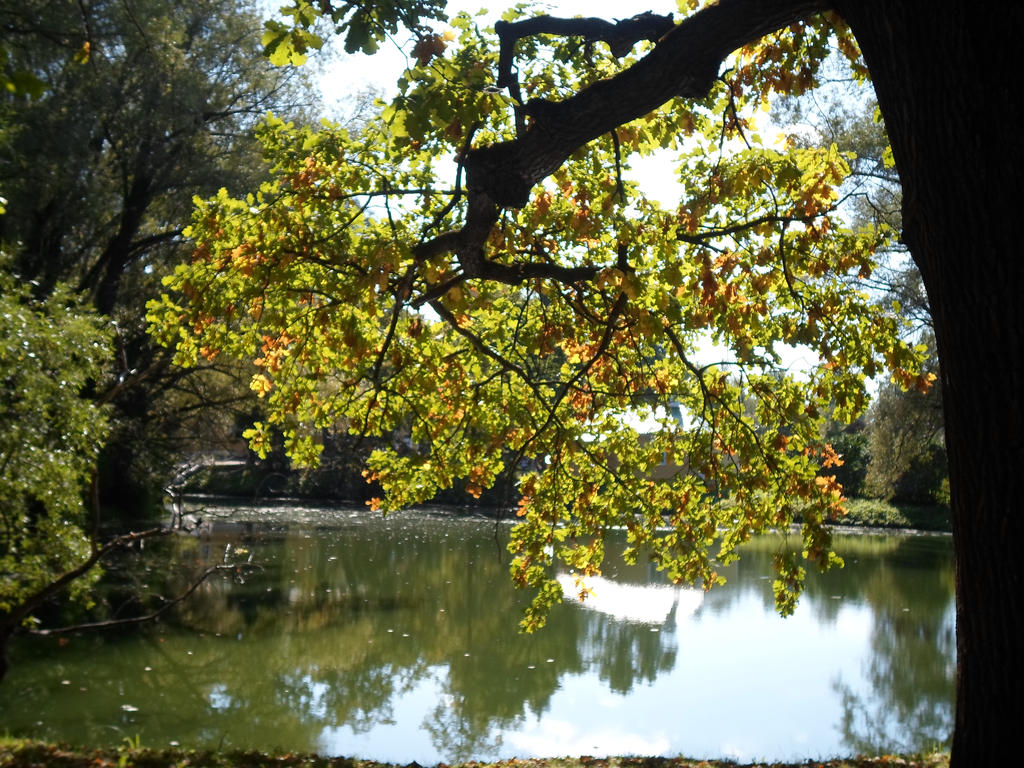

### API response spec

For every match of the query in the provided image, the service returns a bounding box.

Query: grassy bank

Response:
[0,742,951,768]
[838,498,950,532]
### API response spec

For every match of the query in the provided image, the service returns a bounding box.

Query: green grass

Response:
[0,740,951,768]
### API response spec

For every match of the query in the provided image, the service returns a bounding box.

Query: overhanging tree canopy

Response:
[152,3,924,619]
[151,0,1024,764]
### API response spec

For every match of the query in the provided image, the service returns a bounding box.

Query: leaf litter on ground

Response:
[0,741,951,768]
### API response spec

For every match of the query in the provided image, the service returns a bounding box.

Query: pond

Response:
[0,504,955,763]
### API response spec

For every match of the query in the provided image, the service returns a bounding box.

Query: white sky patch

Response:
[557,574,703,625]
[503,717,672,758]
[625,152,684,209]
[616,404,674,434]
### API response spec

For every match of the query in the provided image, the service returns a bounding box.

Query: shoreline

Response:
[170,493,951,536]
[0,741,951,768]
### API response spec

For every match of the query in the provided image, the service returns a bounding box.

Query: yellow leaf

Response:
[250,373,273,397]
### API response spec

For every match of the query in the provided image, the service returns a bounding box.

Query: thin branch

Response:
[410,270,466,309]
[777,219,805,308]
[611,129,626,203]
[665,324,774,477]
[675,211,816,246]
[429,298,537,392]
[5,527,169,630]
[27,563,261,637]
[422,122,480,237]
[719,73,753,150]
[413,192,600,288]
[370,268,415,385]
[97,349,172,405]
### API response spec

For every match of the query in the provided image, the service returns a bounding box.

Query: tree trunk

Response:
[842,3,1024,763]
[0,626,10,684]
[90,170,155,316]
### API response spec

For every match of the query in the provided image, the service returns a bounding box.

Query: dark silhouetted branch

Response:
[412,0,831,285]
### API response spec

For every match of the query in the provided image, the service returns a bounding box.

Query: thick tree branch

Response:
[494,12,676,93]
[468,0,830,208]
[412,193,600,288]
[415,0,831,282]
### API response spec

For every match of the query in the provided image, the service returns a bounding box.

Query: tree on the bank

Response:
[866,334,946,505]
[0,0,318,676]
[0,0,318,509]
[0,266,112,679]
[779,69,946,505]
[151,1,1023,764]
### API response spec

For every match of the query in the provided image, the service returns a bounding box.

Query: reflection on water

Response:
[556,574,704,625]
[0,505,955,763]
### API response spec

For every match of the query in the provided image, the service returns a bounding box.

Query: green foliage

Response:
[151,5,930,626]
[840,499,949,532]
[822,418,869,498]
[0,47,45,99]
[778,58,946,509]
[0,264,112,619]
[1,0,316,310]
[265,0,448,57]
[1,0,322,513]
[865,344,946,505]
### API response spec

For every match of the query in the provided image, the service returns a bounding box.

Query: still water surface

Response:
[1,505,955,762]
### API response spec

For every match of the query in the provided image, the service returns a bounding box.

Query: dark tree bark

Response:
[840,3,1024,764]
[91,170,155,316]
[422,0,1023,763]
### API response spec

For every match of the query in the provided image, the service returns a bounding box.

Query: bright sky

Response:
[316,0,680,104]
